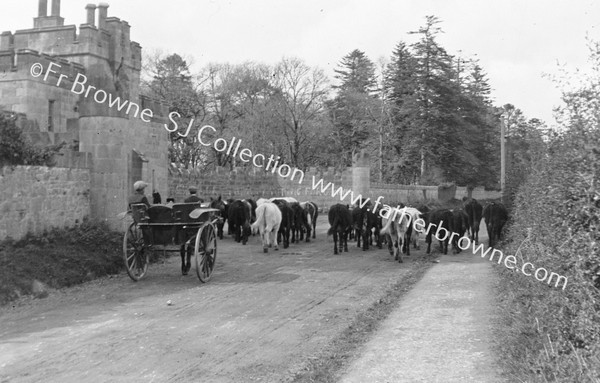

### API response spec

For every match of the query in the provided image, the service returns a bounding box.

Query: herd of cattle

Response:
[208,196,509,261]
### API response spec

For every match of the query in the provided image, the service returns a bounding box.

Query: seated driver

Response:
[184,186,203,203]
[128,180,151,210]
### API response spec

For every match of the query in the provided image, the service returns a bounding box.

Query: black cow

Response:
[301,201,318,240]
[351,200,380,251]
[226,198,235,235]
[351,206,365,249]
[227,199,251,244]
[246,198,257,224]
[209,195,227,240]
[413,205,431,249]
[426,208,453,255]
[483,202,508,248]
[368,205,383,250]
[463,198,483,244]
[450,209,469,254]
[272,199,293,249]
[290,202,310,244]
[327,203,353,255]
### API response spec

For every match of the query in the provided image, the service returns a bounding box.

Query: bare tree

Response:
[271,57,329,168]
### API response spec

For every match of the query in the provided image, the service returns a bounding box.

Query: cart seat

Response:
[147,205,174,223]
[172,203,202,223]
[130,203,149,223]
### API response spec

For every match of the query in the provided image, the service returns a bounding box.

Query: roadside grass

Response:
[493,230,600,383]
[491,130,600,382]
[0,220,126,306]
[289,255,433,383]
[494,242,600,383]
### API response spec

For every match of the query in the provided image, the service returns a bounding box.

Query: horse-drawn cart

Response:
[122,203,220,282]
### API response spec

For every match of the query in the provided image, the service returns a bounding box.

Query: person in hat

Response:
[184,186,203,203]
[152,190,162,204]
[128,180,150,210]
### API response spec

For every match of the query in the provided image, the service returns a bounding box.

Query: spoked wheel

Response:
[194,223,217,283]
[123,222,149,281]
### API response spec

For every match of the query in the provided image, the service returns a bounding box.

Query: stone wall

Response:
[0,165,90,240]
[168,165,355,209]
[278,167,354,210]
[370,183,439,204]
[0,162,501,241]
[168,164,504,212]
[457,186,502,201]
[168,166,283,203]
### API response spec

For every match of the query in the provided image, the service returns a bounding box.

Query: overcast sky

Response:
[2,0,600,126]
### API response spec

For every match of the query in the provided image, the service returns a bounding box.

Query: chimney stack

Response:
[34,0,63,28]
[85,4,97,26]
[98,3,109,30]
[51,0,60,17]
[38,0,48,17]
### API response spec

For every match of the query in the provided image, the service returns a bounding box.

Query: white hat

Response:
[133,180,148,191]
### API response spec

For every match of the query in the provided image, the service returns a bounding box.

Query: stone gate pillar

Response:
[352,150,370,197]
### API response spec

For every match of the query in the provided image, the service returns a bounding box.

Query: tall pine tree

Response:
[330,50,379,166]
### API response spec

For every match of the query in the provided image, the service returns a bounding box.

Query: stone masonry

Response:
[0,0,169,232]
[0,165,90,240]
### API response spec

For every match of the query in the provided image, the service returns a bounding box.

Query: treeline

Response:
[143,15,545,188]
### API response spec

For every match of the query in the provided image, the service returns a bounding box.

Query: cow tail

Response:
[328,215,339,236]
[251,204,265,233]
[380,216,393,236]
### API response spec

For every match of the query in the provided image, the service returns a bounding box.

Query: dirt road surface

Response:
[0,222,429,383]
[339,233,507,382]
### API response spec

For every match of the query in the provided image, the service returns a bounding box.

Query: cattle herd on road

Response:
[204,195,509,260]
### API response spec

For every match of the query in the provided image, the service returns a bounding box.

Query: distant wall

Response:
[0,162,502,241]
[168,166,283,203]
[168,165,498,211]
[453,186,502,201]
[370,183,439,205]
[168,165,354,209]
[0,165,91,240]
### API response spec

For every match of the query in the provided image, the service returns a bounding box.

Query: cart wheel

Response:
[195,223,217,283]
[123,222,149,281]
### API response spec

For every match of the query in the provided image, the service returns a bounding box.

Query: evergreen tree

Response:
[402,15,465,183]
[330,50,379,166]
[145,53,207,168]
[334,49,377,94]
[383,16,501,186]
[384,41,421,183]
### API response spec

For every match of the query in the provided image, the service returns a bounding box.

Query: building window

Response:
[48,100,55,132]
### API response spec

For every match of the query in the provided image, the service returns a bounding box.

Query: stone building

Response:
[0,0,169,230]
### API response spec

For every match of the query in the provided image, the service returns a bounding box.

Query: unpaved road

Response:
[340,235,506,382]
[0,222,429,383]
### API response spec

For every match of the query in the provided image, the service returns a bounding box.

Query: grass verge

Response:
[288,255,433,383]
[0,220,124,306]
